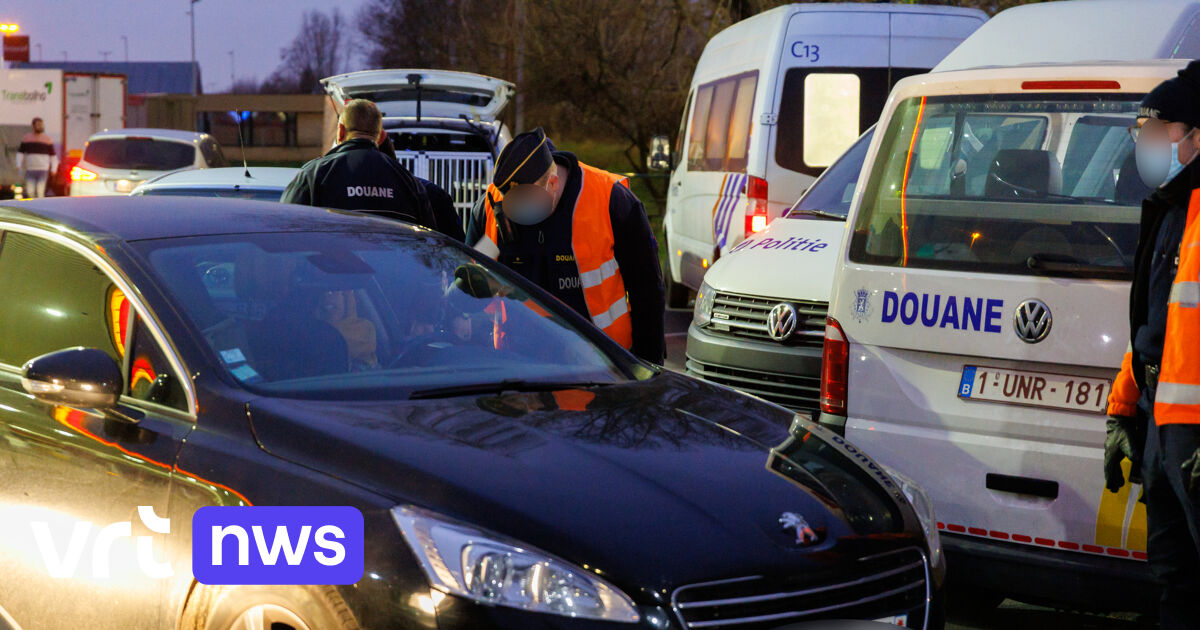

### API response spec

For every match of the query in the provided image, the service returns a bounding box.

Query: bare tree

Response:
[265,9,349,94]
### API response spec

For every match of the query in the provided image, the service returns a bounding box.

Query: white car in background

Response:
[69,128,227,196]
[131,166,298,201]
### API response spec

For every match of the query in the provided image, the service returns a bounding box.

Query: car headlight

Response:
[694,281,716,327]
[392,505,640,623]
[883,467,943,570]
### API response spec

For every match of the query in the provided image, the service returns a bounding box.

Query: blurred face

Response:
[501,167,561,226]
[1136,119,1198,164]
[31,119,43,134]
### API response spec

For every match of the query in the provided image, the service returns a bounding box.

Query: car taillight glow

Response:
[70,166,97,181]
[745,175,769,237]
[820,317,849,416]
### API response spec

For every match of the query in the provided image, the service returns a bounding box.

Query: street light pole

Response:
[100,51,111,61]
[34,43,41,61]
[228,50,235,91]
[121,35,128,62]
[189,0,200,94]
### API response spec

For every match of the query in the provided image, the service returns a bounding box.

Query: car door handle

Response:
[986,473,1059,499]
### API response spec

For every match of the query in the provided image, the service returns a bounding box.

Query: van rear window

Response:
[848,94,1146,279]
[84,138,197,171]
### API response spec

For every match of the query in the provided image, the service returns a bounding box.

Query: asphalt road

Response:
[661,307,1155,629]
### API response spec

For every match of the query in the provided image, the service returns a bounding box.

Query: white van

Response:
[660,3,986,306]
[824,58,1190,610]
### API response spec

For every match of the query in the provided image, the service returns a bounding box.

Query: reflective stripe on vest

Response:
[1156,188,1200,425]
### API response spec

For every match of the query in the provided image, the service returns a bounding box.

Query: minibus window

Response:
[687,72,758,172]
[725,74,758,172]
[674,90,692,169]
[687,85,714,170]
[802,74,861,169]
[704,80,737,170]
[849,94,1144,279]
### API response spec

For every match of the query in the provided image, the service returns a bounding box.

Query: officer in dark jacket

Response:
[377,133,465,242]
[466,128,666,364]
[1104,60,1200,630]
[281,99,435,229]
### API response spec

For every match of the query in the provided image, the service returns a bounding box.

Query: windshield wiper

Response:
[787,209,845,221]
[408,379,614,400]
[1026,252,1121,277]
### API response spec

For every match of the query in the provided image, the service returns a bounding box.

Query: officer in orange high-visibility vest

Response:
[466,128,665,364]
[1105,59,1200,629]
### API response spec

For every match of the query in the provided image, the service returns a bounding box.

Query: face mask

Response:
[501,185,555,226]
[1137,129,1195,188]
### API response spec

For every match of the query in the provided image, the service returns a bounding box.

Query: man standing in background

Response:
[16,118,57,199]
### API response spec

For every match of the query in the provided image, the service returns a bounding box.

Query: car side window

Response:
[202,139,228,168]
[0,232,124,366]
[0,232,188,411]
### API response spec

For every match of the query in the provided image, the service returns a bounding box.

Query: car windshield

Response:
[134,232,631,399]
[136,187,285,202]
[787,127,874,220]
[84,138,197,171]
[849,94,1147,279]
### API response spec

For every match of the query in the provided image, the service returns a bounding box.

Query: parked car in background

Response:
[69,128,226,196]
[131,166,298,201]
[658,2,987,307]
[0,196,943,630]
[322,69,514,230]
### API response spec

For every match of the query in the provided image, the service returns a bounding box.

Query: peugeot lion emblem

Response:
[767,303,798,342]
[1013,299,1052,344]
[779,512,819,546]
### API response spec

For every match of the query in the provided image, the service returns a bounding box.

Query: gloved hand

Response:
[1105,415,1145,493]
[1182,448,1200,499]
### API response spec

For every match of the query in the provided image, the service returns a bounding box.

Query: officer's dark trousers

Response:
[1143,417,1200,629]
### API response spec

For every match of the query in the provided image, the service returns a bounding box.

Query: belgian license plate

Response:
[958,366,1111,414]
[115,179,134,192]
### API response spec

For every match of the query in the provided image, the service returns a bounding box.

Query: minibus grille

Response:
[708,292,827,346]
[671,548,929,630]
[685,359,819,412]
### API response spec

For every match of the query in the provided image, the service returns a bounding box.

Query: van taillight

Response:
[745,176,769,237]
[820,317,849,416]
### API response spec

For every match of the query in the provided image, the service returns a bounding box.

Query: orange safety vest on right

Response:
[1109,188,1200,424]
[474,164,634,350]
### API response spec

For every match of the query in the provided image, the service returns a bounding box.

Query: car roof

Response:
[135,166,299,191]
[87,128,210,143]
[0,196,425,243]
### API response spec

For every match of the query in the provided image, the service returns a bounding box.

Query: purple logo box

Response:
[192,506,364,585]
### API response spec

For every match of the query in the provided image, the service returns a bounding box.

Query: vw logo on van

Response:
[1013,299,1052,344]
[767,303,799,342]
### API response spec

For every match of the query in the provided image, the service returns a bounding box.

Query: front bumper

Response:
[943,533,1158,612]
[685,323,822,412]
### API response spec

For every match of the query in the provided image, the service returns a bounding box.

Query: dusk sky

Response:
[1,0,370,92]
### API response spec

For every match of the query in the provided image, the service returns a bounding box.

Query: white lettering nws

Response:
[346,186,395,199]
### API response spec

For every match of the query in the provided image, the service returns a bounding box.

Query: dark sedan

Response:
[0,197,942,630]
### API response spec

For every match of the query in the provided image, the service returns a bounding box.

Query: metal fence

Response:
[397,151,493,231]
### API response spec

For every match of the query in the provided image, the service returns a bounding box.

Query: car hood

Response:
[706,218,847,302]
[248,371,915,591]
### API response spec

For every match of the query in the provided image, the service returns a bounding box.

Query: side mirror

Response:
[21,347,124,410]
[647,135,672,172]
